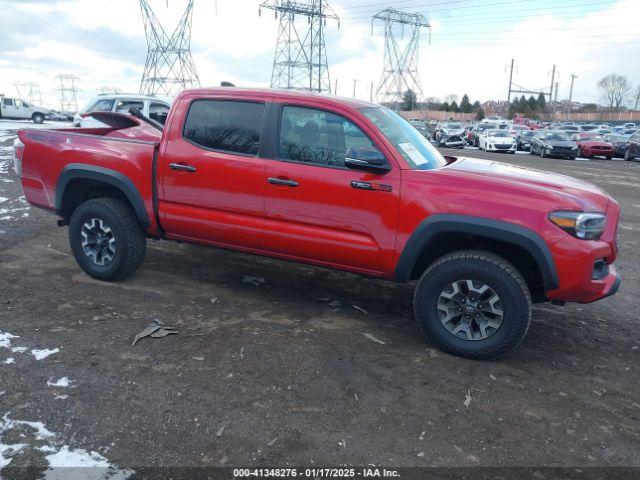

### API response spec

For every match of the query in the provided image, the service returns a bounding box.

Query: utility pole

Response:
[370,81,374,102]
[260,0,339,93]
[506,58,514,103]
[353,79,358,98]
[554,82,559,103]
[567,74,577,114]
[549,64,556,100]
[334,79,338,96]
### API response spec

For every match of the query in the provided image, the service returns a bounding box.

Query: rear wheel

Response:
[32,113,44,124]
[68,198,146,281]
[413,250,532,360]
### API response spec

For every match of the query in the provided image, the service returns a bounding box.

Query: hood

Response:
[442,157,610,211]
[486,135,514,142]
[442,128,464,135]
[541,140,576,147]
[577,140,612,147]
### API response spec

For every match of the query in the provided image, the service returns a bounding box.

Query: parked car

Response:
[625,131,640,161]
[623,123,636,129]
[558,125,580,135]
[409,119,430,137]
[530,131,578,159]
[478,129,516,153]
[435,122,465,148]
[14,88,621,360]
[574,133,614,159]
[467,123,491,146]
[579,124,599,132]
[482,115,507,128]
[515,130,537,151]
[73,94,171,127]
[604,134,631,158]
[0,96,49,123]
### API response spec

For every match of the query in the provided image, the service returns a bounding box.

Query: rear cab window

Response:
[183,99,264,155]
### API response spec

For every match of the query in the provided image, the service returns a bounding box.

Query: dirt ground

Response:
[0,123,639,476]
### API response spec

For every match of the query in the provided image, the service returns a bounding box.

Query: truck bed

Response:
[18,119,161,231]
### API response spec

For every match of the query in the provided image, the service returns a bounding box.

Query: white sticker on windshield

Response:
[398,142,427,165]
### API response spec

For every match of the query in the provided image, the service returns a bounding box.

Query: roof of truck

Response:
[179,87,378,109]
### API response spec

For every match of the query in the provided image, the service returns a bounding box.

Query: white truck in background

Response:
[0,95,49,123]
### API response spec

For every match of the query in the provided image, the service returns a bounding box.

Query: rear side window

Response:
[278,106,377,168]
[149,102,170,125]
[183,100,263,155]
[2,98,12,106]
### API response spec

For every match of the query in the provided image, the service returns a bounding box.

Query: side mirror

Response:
[345,147,391,174]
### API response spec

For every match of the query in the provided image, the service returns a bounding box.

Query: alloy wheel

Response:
[80,218,116,266]
[436,279,504,341]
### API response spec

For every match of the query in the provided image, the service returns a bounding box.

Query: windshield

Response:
[444,123,462,129]
[361,107,447,170]
[521,131,536,137]
[487,130,511,137]
[580,134,605,141]
[545,132,571,141]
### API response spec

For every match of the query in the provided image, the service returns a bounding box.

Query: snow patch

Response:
[0,332,18,349]
[0,414,132,477]
[31,348,60,360]
[47,377,75,388]
[2,358,15,365]
[0,197,8,204]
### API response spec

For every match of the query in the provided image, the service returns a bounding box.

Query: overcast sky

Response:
[1,0,639,110]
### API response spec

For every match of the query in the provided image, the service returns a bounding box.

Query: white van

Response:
[0,96,49,123]
[74,94,172,127]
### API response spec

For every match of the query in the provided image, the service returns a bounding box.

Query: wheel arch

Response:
[394,214,559,297]
[55,164,150,227]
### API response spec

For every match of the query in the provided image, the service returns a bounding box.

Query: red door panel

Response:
[262,161,400,274]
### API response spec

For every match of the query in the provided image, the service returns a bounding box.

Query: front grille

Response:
[553,146,573,152]
[593,145,611,150]
[446,136,462,142]
[495,144,512,149]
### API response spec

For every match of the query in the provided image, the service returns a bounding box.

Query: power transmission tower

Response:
[55,74,80,112]
[13,82,44,106]
[139,0,200,96]
[259,0,339,93]
[372,8,430,105]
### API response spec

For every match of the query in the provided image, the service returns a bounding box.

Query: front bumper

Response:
[487,144,516,152]
[582,147,614,157]
[546,201,621,303]
[442,139,464,148]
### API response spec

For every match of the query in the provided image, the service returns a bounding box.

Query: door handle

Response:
[267,177,298,187]
[170,163,196,173]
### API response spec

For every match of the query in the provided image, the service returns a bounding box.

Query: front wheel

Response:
[413,250,532,360]
[32,113,45,124]
[68,198,146,281]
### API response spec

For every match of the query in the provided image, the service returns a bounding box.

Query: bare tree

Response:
[633,84,640,111]
[597,74,631,110]
[444,94,458,105]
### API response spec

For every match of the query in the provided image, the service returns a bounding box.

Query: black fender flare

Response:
[55,163,150,227]
[394,214,559,291]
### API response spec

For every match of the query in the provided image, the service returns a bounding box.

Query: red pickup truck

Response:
[14,88,620,359]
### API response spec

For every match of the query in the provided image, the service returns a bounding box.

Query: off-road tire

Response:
[414,250,532,360]
[69,198,146,281]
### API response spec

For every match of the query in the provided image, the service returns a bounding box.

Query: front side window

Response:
[14,99,23,107]
[115,100,144,114]
[183,100,263,155]
[279,106,378,168]
[89,99,115,113]
[361,107,446,170]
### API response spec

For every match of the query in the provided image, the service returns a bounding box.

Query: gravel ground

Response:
[1,123,639,477]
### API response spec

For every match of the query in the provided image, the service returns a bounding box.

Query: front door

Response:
[159,97,267,250]
[262,104,401,276]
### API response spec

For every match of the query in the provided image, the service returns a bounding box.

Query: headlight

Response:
[549,211,606,240]
[13,137,24,177]
[572,146,578,150]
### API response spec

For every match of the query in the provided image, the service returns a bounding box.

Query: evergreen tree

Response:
[460,94,472,113]
[401,89,417,111]
[450,101,460,112]
[537,93,547,110]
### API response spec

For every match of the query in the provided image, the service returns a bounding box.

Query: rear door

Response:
[261,103,401,275]
[159,95,267,250]
[2,98,20,118]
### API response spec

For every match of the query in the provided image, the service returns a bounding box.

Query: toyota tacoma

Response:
[14,88,621,359]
